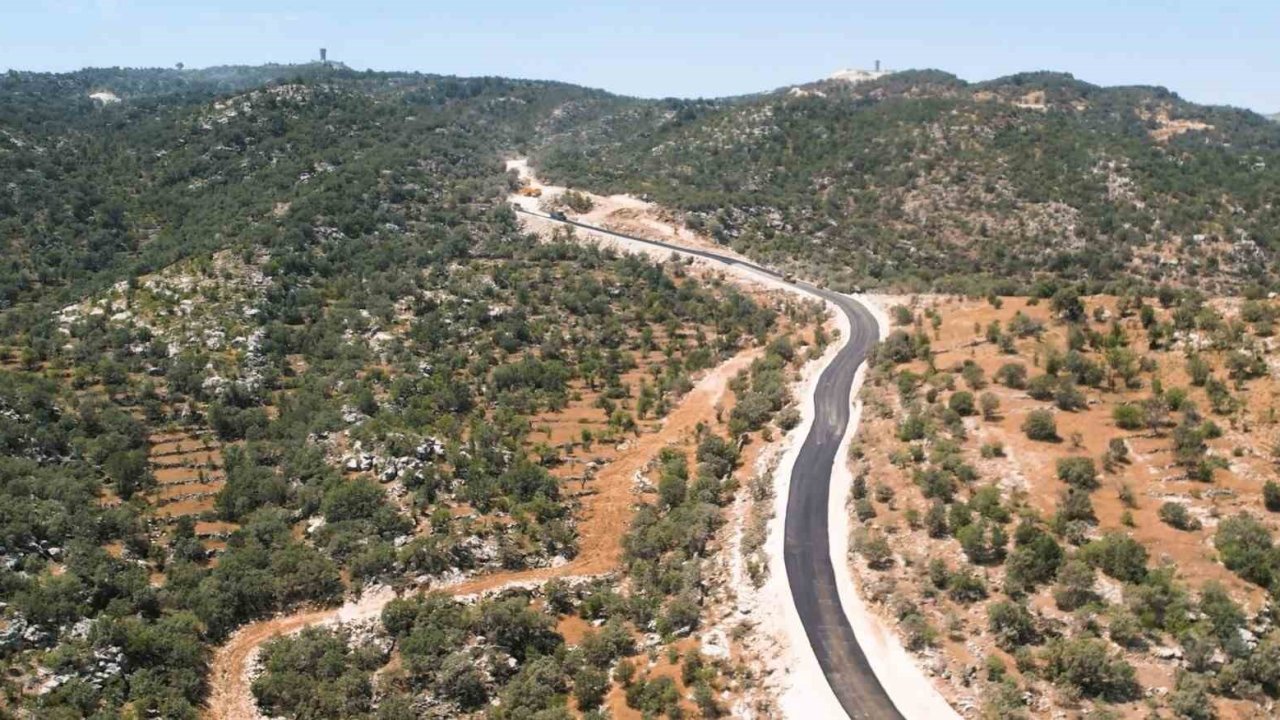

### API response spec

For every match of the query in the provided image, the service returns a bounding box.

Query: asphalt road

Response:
[519,207,903,719]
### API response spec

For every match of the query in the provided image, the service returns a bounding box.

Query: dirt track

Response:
[205,608,335,720]
[202,348,758,720]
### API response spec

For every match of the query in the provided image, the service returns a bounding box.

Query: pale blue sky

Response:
[3,0,1276,112]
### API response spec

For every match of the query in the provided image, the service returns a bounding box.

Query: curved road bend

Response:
[518,208,902,719]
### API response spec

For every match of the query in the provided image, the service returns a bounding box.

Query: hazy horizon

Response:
[4,1,1277,112]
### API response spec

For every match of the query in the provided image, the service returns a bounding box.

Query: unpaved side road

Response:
[203,326,762,719]
[206,161,953,720]
[511,160,958,720]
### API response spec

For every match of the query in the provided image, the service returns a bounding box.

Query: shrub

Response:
[1054,380,1086,411]
[958,521,1005,565]
[948,568,988,603]
[1165,386,1190,411]
[948,391,976,416]
[1112,403,1143,430]
[613,659,636,686]
[1169,672,1215,720]
[1108,610,1145,649]
[1081,532,1148,583]
[988,601,1040,651]
[901,613,938,651]
[856,530,893,569]
[881,330,918,363]
[1022,409,1058,441]
[1241,630,1280,696]
[1106,438,1130,467]
[1005,528,1064,592]
[438,652,489,709]
[1117,481,1137,508]
[1158,502,1202,531]
[1010,311,1043,337]
[1053,559,1098,611]
[984,654,1007,682]
[624,675,680,716]
[1051,289,1086,323]
[979,392,1001,420]
[560,189,595,213]
[1128,567,1193,634]
[925,501,949,538]
[928,558,950,589]
[1055,487,1097,527]
[574,667,609,710]
[1265,481,1280,512]
[897,412,927,441]
[970,485,1010,523]
[252,627,381,719]
[1056,457,1099,490]
[961,363,987,390]
[980,441,1005,458]
[1027,374,1058,401]
[873,483,895,504]
[1199,581,1244,642]
[1214,514,1278,587]
[995,363,1028,389]
[1042,637,1140,701]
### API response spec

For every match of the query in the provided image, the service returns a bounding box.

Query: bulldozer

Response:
[517,185,542,198]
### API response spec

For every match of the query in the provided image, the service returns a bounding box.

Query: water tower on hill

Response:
[320,48,328,66]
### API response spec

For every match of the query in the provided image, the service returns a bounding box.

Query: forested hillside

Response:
[0,64,636,316]
[0,65,810,718]
[534,71,1280,295]
[5,61,1280,719]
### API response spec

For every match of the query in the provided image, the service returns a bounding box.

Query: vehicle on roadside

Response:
[549,210,568,221]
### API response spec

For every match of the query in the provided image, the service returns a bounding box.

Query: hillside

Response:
[0,65,635,315]
[848,291,1280,719]
[0,66,823,719]
[534,71,1280,295]
[6,62,1280,720]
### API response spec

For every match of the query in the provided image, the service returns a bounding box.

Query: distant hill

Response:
[0,66,628,311]
[0,64,780,720]
[534,70,1280,294]
[5,64,1280,302]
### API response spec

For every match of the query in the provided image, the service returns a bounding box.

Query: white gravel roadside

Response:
[507,159,960,720]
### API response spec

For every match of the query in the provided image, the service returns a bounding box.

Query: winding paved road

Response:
[519,208,902,719]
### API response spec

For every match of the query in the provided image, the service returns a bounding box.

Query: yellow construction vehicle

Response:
[517,186,542,197]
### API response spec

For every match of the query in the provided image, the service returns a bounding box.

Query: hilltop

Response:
[8,64,1278,305]
[533,70,1280,295]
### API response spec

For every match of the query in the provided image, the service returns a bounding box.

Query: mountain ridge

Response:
[533,68,1280,294]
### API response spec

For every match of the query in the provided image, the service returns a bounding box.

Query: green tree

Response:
[1022,409,1058,441]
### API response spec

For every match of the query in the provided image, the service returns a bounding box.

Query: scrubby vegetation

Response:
[536,71,1280,295]
[0,65,807,717]
[8,59,1280,719]
[850,290,1280,718]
